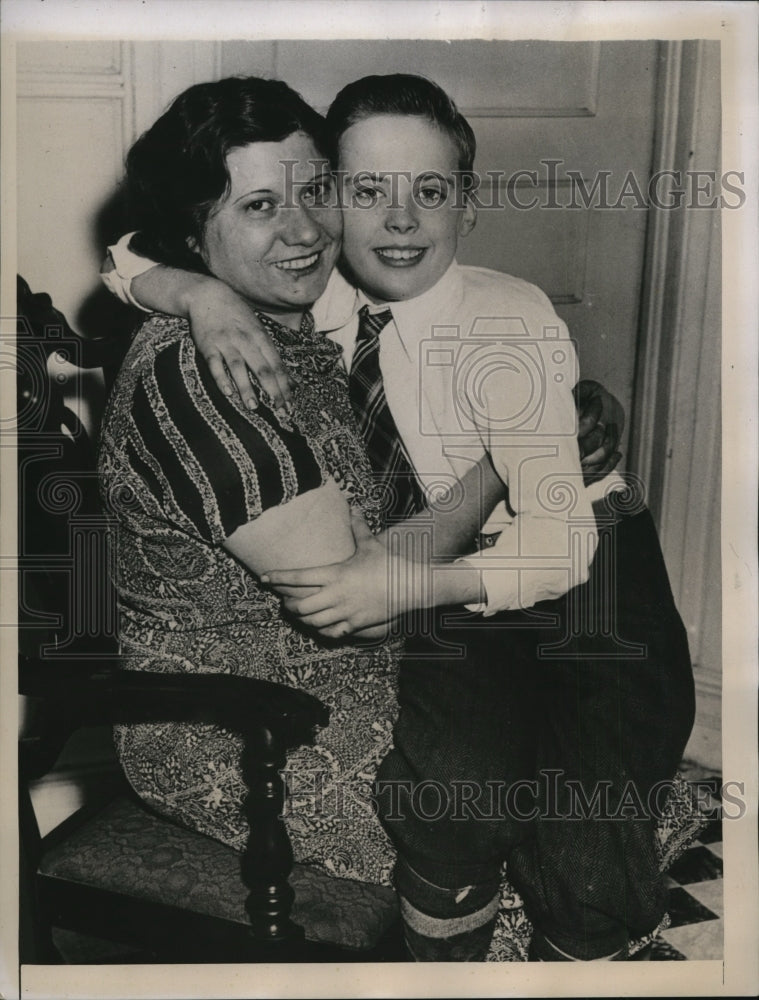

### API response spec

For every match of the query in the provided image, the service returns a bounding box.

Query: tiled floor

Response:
[650,766,724,961]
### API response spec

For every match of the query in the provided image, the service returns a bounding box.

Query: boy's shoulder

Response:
[442,264,564,341]
[453,263,556,314]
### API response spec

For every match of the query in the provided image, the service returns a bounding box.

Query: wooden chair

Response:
[16,277,402,965]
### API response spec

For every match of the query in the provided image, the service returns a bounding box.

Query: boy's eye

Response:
[415,179,448,208]
[352,186,381,208]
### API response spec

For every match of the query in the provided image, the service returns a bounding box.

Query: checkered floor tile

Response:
[651,808,724,960]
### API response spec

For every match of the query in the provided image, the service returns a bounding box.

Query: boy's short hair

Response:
[326,73,476,174]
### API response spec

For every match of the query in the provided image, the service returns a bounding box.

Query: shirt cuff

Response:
[101,232,157,312]
[456,557,520,616]
[458,557,587,616]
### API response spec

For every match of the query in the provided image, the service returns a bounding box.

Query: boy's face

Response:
[337,115,476,303]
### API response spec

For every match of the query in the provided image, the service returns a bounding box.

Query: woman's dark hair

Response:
[325,73,476,174]
[126,76,329,271]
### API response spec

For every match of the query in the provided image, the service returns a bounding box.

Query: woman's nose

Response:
[281,205,321,246]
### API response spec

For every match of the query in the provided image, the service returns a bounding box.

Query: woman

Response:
[98,76,409,885]
[99,76,506,891]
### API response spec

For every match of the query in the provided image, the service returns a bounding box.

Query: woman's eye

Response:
[245,199,275,214]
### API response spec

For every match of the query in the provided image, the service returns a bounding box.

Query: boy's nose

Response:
[384,202,419,234]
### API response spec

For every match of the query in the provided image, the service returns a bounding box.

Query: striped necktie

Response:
[348,306,426,523]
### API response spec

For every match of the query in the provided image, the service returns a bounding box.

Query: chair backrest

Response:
[16,275,126,664]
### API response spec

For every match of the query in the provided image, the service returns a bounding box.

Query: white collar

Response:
[311,268,361,333]
[312,261,464,355]
[386,261,463,356]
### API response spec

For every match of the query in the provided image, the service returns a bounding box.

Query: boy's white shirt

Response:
[105,234,618,614]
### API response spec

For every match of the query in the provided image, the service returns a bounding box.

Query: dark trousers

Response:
[375,504,695,958]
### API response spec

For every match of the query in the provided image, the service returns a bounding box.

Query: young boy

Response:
[102,74,693,962]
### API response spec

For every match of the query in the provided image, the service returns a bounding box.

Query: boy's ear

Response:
[186,234,200,254]
[458,194,477,238]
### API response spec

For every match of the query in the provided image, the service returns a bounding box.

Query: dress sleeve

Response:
[126,331,327,545]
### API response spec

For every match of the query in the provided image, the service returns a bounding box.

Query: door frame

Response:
[629,39,722,769]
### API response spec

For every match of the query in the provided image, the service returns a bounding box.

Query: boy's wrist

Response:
[431,562,486,609]
[381,531,486,613]
[178,271,220,319]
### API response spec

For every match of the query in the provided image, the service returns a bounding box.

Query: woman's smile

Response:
[273,249,324,272]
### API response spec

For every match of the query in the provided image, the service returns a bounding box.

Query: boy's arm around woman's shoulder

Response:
[101,232,294,413]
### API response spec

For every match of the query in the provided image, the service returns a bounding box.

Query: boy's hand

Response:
[261,515,404,638]
[574,379,625,485]
[185,278,294,412]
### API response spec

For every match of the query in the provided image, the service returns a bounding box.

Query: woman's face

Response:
[195,132,342,327]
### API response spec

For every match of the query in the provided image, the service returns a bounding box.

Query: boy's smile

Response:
[337,115,476,303]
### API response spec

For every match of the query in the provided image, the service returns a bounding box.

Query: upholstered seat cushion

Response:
[39,795,398,951]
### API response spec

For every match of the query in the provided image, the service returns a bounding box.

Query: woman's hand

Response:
[351,622,395,643]
[262,514,409,638]
[185,277,294,412]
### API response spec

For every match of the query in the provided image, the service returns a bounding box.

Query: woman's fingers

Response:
[269,583,322,599]
[261,566,337,587]
[580,423,619,469]
[580,441,608,469]
[293,607,348,630]
[282,591,338,617]
[256,345,296,412]
[583,451,622,486]
[232,332,294,412]
[317,621,351,639]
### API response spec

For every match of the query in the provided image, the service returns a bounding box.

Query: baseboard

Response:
[684,669,722,772]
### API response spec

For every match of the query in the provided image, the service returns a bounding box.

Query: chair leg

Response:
[19,784,61,964]
[240,725,305,953]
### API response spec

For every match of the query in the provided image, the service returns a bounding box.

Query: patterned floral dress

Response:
[98,310,400,886]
